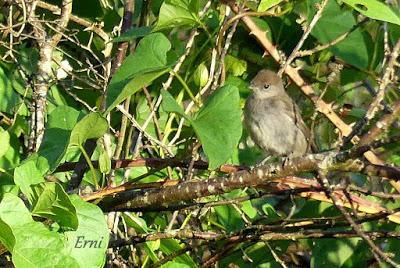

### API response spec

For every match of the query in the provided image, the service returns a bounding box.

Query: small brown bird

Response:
[244,69,312,157]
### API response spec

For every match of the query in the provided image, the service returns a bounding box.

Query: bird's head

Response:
[249,69,285,98]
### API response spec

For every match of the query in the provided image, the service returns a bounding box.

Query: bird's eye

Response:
[263,84,270,90]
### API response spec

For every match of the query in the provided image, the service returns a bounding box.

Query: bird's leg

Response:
[255,155,280,167]
[281,156,292,168]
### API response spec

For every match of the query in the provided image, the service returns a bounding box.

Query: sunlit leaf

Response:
[193,85,242,169]
[154,0,200,31]
[69,112,108,146]
[342,0,400,25]
[0,128,10,158]
[105,33,171,113]
[31,182,78,230]
[258,0,284,12]
[162,85,242,169]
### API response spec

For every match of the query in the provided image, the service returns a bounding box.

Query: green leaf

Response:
[70,112,108,146]
[65,195,109,268]
[14,159,45,198]
[224,55,247,76]
[0,194,79,267]
[342,241,370,268]
[192,85,242,169]
[106,69,169,114]
[389,24,400,46]
[31,182,78,230]
[0,128,10,158]
[386,238,400,266]
[36,106,84,172]
[0,218,14,252]
[342,0,400,26]
[161,85,242,169]
[154,0,200,31]
[219,242,275,267]
[262,203,280,220]
[136,94,168,138]
[215,204,245,232]
[160,90,191,121]
[105,33,171,113]
[258,0,284,12]
[47,105,83,130]
[122,213,150,234]
[98,149,111,174]
[112,26,152,42]
[144,240,160,262]
[311,238,361,267]
[14,106,82,200]
[162,262,193,268]
[160,239,197,267]
[0,66,22,114]
[69,0,102,19]
[307,0,369,69]
[250,17,273,40]
[193,62,208,87]
[39,127,72,171]
[241,200,258,219]
[0,134,21,171]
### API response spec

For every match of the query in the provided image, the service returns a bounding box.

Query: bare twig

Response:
[36,1,109,41]
[116,104,173,154]
[112,0,135,160]
[210,17,239,91]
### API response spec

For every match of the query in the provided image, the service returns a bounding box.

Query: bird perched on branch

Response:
[244,69,312,158]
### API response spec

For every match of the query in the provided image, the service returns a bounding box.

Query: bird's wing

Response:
[277,95,317,152]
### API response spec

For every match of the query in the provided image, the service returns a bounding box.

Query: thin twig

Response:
[344,39,400,147]
[316,172,399,267]
[279,0,329,76]
[295,18,368,57]
[116,104,173,154]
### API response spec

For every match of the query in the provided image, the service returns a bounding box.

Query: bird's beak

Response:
[249,84,256,91]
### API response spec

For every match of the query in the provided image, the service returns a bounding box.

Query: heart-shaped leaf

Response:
[105,33,171,113]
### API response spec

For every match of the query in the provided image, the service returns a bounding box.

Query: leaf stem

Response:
[170,69,200,106]
[79,144,99,189]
